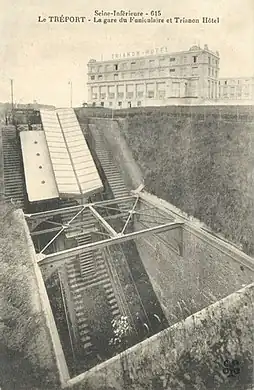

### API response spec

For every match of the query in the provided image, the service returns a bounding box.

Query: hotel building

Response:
[218,77,254,102]
[87,44,220,108]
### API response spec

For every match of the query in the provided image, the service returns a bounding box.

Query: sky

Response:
[0,0,253,107]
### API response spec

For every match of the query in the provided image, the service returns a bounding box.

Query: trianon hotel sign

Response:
[112,46,168,59]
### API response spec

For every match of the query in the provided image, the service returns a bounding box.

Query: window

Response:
[208,68,211,76]
[137,91,144,98]
[159,57,166,66]
[91,75,95,80]
[100,93,106,99]
[237,87,242,97]
[170,57,175,62]
[128,101,132,108]
[92,93,97,99]
[159,69,167,77]
[172,82,180,97]
[109,102,113,107]
[149,60,155,67]
[131,72,136,78]
[193,56,197,63]
[114,64,118,70]
[114,73,118,80]
[147,90,154,98]
[98,75,102,80]
[170,68,175,73]
[126,92,133,98]
[130,62,136,69]
[137,101,142,106]
[225,80,227,85]
[100,102,104,107]
[183,67,188,76]
[208,56,211,64]
[158,90,166,99]
[109,93,115,99]
[118,101,122,107]
[183,56,187,64]
[118,92,124,99]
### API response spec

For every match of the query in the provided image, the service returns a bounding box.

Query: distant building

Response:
[87,44,220,108]
[218,77,254,102]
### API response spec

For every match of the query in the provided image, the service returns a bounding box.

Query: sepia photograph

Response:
[0,0,253,389]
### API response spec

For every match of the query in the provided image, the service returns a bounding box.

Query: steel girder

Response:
[24,193,184,269]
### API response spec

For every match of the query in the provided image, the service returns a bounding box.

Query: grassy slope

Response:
[120,112,254,256]
[0,202,60,390]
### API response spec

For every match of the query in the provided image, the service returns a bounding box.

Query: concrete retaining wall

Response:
[21,210,70,385]
[134,192,254,324]
[66,283,254,390]
[0,205,68,388]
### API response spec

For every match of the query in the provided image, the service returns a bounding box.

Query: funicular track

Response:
[1,114,169,374]
[56,198,123,365]
[1,126,26,207]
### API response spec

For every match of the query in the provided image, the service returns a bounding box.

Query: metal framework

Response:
[24,193,184,269]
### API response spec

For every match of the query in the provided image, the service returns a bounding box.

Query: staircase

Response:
[88,123,130,214]
[2,126,25,208]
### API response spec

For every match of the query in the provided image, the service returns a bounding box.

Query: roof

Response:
[20,131,59,202]
[20,108,103,202]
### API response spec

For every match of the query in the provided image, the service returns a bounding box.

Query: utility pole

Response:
[10,79,14,110]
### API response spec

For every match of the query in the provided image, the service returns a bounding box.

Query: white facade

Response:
[218,77,254,102]
[87,45,220,109]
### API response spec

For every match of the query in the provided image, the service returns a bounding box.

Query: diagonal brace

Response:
[89,205,119,237]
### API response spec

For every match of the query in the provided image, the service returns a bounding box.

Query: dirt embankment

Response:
[118,112,254,256]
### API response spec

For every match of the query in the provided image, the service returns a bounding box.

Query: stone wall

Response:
[66,283,254,390]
